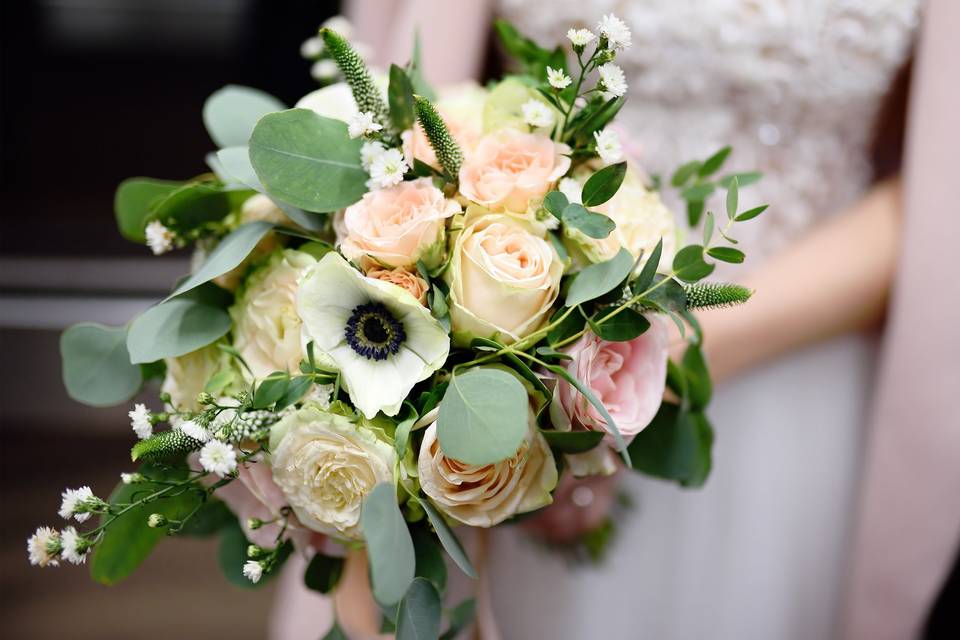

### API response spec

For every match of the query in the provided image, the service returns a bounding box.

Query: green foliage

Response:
[565,248,634,307]
[131,429,204,463]
[114,178,182,242]
[590,306,650,342]
[60,323,142,407]
[203,85,286,148]
[682,343,712,411]
[218,520,292,588]
[322,622,349,640]
[439,599,477,640]
[627,403,713,487]
[166,221,274,300]
[683,282,753,309]
[249,109,367,213]
[396,577,442,640]
[562,203,617,239]
[735,204,769,222]
[127,288,231,364]
[541,429,605,453]
[697,146,731,179]
[304,552,345,593]
[413,95,464,179]
[566,96,624,143]
[419,498,477,579]
[493,19,565,78]
[320,28,389,124]
[362,484,416,605]
[672,245,715,282]
[706,246,745,264]
[412,527,447,593]
[547,307,587,346]
[91,465,202,585]
[178,499,234,536]
[581,162,627,206]
[726,176,739,219]
[632,238,663,294]
[388,64,416,132]
[437,368,528,465]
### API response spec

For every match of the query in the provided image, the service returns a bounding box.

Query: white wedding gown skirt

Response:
[482,334,876,640]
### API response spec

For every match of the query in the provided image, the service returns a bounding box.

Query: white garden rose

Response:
[446,208,563,345]
[161,345,223,412]
[418,407,557,527]
[230,248,317,379]
[269,404,396,540]
[563,166,677,270]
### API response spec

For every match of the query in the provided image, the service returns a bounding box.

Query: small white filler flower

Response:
[347,111,383,139]
[360,140,387,171]
[366,148,408,189]
[60,527,91,565]
[144,220,174,255]
[598,13,632,50]
[243,560,264,584]
[58,486,101,523]
[598,63,628,98]
[178,419,212,443]
[199,440,237,477]
[521,99,556,129]
[27,526,61,567]
[128,403,152,440]
[546,66,572,90]
[566,28,596,48]
[593,128,624,164]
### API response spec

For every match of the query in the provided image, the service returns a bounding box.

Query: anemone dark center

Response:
[344,302,406,361]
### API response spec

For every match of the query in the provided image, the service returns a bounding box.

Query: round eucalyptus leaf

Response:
[437,368,528,465]
[114,178,182,242]
[60,323,142,407]
[396,578,441,640]
[361,484,415,605]
[127,297,231,364]
[203,85,286,148]
[565,248,634,308]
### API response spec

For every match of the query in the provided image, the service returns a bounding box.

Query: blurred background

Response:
[0,1,340,638]
[1,2,956,639]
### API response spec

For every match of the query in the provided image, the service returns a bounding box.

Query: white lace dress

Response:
[479,1,919,639]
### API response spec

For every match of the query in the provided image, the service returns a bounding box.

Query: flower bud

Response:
[246,544,264,559]
[196,392,215,406]
[247,517,263,530]
[147,513,168,528]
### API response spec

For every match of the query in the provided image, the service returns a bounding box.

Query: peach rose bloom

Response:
[365,267,429,305]
[340,178,460,269]
[458,129,571,212]
[554,319,669,442]
[446,212,563,344]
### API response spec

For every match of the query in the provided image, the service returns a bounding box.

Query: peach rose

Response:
[340,178,460,269]
[552,319,669,443]
[458,130,571,212]
[418,408,557,527]
[446,211,563,344]
[365,267,429,305]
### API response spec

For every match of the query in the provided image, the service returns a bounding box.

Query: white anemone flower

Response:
[297,252,450,419]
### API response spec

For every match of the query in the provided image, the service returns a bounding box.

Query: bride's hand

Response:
[521,470,621,544]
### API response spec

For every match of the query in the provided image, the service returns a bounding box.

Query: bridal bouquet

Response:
[30,14,765,638]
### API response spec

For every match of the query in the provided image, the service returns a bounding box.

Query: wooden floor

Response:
[0,431,278,640]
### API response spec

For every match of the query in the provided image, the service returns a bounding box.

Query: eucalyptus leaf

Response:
[681,183,715,202]
[682,344,712,410]
[412,528,447,593]
[702,212,715,246]
[437,368,528,465]
[640,274,687,313]
[396,577,442,640]
[127,295,231,364]
[543,190,568,219]
[394,402,419,459]
[632,238,663,295]
[166,221,274,300]
[735,204,769,222]
[591,306,650,342]
[304,552,345,593]
[726,176,739,219]
[114,178,182,242]
[706,246,745,264]
[203,85,286,148]
[362,484,416,605]
[687,199,705,227]
[249,109,367,213]
[420,498,477,579]
[439,599,477,640]
[672,245,715,282]
[566,248,634,307]
[151,181,241,231]
[61,323,142,407]
[547,307,586,346]
[581,161,626,206]
[719,171,762,188]
[670,160,701,188]
[698,146,731,178]
[562,203,616,239]
[541,429,605,453]
[627,403,713,487]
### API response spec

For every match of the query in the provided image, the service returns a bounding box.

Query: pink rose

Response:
[458,130,571,212]
[554,319,669,442]
[340,178,460,269]
[215,458,321,551]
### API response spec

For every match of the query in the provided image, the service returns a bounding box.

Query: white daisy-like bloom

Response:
[598,13,632,50]
[199,440,237,477]
[59,486,98,523]
[60,527,90,565]
[566,28,596,47]
[310,59,339,82]
[360,140,387,171]
[598,63,628,98]
[296,253,450,419]
[145,220,174,255]
[128,403,152,440]
[243,560,264,583]
[178,419,212,443]
[27,527,61,567]
[546,66,572,90]
[558,177,583,204]
[521,99,555,129]
[594,128,624,164]
[347,111,382,139]
[300,36,323,59]
[366,148,408,189]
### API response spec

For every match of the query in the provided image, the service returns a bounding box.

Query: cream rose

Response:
[446,210,563,344]
[563,167,677,269]
[161,344,224,412]
[230,248,317,379]
[402,83,485,170]
[269,404,397,540]
[365,267,429,305]
[418,409,557,527]
[340,178,460,270]
[458,129,571,212]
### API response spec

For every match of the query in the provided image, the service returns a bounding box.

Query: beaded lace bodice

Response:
[498,0,919,263]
